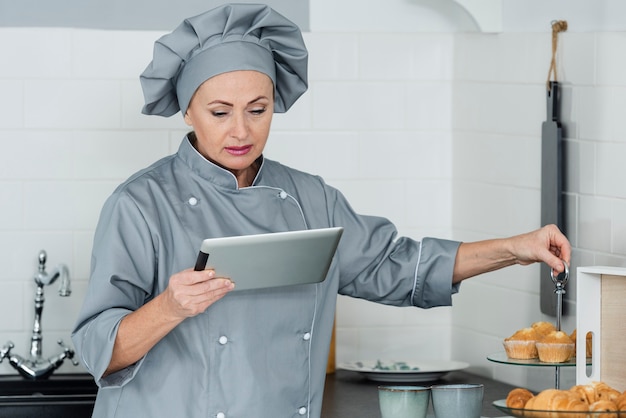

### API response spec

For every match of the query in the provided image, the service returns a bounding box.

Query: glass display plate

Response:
[493,399,624,417]
[338,360,468,383]
[487,351,591,367]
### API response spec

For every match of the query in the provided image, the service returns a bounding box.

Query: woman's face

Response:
[184,70,274,185]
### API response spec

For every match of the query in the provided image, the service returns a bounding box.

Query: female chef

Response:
[72,4,571,418]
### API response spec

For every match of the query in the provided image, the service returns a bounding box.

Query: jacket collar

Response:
[177,134,264,190]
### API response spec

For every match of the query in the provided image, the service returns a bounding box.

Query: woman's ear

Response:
[183,111,193,127]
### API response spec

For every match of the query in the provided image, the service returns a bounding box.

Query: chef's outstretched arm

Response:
[104,269,235,376]
[452,224,571,284]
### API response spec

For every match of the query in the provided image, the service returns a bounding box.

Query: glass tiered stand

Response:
[487,262,584,390]
[487,263,602,417]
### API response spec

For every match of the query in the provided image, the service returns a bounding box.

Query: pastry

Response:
[520,384,624,418]
[525,389,587,418]
[532,321,557,336]
[506,387,534,409]
[570,384,597,404]
[615,391,626,417]
[536,330,575,363]
[589,400,618,418]
[592,381,622,403]
[503,327,540,359]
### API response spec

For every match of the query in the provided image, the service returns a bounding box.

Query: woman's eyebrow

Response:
[207,99,233,106]
[248,95,269,104]
[207,96,269,106]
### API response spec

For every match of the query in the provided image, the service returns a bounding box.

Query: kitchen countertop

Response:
[322,369,517,417]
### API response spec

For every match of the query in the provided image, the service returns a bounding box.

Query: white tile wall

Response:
[452,31,626,391]
[0,25,625,393]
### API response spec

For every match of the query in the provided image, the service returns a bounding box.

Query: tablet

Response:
[194,227,343,291]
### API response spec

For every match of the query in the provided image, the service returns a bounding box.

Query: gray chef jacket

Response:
[72,135,461,418]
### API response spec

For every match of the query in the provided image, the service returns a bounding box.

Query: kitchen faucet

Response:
[0,250,79,379]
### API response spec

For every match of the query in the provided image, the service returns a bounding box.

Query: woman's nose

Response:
[229,112,248,139]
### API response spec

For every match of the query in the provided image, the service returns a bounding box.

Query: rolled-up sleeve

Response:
[72,308,143,387]
[71,189,155,387]
[411,237,461,308]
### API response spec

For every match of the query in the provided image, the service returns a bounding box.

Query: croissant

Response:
[506,388,534,409]
[593,381,622,402]
[589,399,618,418]
[512,383,625,418]
[555,396,589,417]
[524,388,588,418]
[615,391,626,417]
[570,384,597,404]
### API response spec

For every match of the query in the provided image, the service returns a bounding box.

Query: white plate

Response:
[338,360,469,383]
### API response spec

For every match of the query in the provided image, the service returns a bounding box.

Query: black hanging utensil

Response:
[540,81,566,315]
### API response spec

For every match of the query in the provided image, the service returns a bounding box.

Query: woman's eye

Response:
[211,110,228,117]
[250,107,266,115]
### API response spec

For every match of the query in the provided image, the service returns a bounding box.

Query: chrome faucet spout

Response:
[58,264,71,296]
[34,250,71,295]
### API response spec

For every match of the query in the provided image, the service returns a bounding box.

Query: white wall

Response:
[0,26,454,375]
[310,0,626,390]
[451,0,626,391]
[0,0,625,393]
[450,30,626,390]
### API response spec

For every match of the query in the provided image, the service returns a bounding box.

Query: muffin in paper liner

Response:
[503,340,538,360]
[536,342,575,363]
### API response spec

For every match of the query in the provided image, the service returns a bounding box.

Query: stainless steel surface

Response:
[550,259,569,390]
[550,260,569,332]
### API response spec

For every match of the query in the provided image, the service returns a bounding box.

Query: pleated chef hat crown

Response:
[140,3,308,117]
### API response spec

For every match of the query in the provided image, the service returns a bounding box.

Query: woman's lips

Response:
[225,145,252,156]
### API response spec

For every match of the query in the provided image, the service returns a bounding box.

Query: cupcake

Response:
[536,330,575,363]
[531,321,557,337]
[503,327,540,359]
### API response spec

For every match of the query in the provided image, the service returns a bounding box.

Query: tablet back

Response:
[197,227,343,291]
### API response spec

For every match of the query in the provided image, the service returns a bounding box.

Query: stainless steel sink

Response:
[0,373,97,418]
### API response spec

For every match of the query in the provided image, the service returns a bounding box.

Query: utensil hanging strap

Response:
[546,20,568,91]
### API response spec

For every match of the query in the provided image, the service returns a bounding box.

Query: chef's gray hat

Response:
[140,3,308,117]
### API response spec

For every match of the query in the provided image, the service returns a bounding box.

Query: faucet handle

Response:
[57,339,79,366]
[0,341,15,362]
[38,250,47,272]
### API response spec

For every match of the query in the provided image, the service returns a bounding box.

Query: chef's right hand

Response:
[163,268,235,318]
